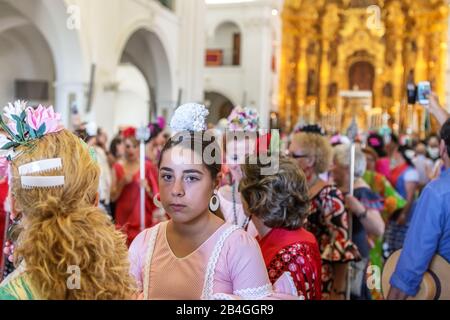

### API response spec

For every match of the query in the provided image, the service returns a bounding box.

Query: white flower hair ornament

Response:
[170,103,209,133]
[0,101,64,188]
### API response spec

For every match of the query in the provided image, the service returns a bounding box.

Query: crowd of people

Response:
[0,91,448,300]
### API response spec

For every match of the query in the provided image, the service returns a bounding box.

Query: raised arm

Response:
[428,93,449,127]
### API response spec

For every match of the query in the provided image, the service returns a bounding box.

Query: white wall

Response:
[114,64,150,132]
[204,67,243,106]
[0,25,55,107]
[204,0,280,128]
[74,0,206,136]
[0,0,189,138]
[68,0,180,137]
[176,0,206,104]
[6,0,89,127]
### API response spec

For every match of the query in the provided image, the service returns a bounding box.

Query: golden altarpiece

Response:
[278,0,449,135]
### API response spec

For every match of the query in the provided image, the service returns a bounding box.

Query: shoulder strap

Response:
[142,223,162,300]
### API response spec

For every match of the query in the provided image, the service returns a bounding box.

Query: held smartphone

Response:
[417,81,431,105]
[406,82,417,105]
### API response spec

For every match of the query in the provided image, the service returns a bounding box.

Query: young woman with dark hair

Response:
[128,104,298,300]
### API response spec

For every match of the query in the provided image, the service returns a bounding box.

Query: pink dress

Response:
[129,221,297,300]
[218,187,258,238]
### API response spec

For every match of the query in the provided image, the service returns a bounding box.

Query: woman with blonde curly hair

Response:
[0,102,136,300]
[287,126,360,300]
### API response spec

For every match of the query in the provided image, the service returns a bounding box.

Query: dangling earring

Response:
[209,190,220,212]
[153,193,162,208]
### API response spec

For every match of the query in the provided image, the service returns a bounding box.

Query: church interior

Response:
[0,0,449,137]
[1,0,450,302]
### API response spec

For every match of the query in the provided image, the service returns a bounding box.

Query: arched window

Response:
[206,21,241,67]
[204,91,235,124]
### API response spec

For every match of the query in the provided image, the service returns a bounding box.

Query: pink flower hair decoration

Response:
[0,101,63,165]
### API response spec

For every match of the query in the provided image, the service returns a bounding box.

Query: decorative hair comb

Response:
[18,158,65,189]
[20,176,65,189]
[18,158,62,175]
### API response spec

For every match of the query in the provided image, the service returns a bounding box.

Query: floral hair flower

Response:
[157,116,166,130]
[170,103,209,132]
[3,101,26,123]
[369,137,381,148]
[122,127,137,139]
[227,107,259,132]
[26,105,63,135]
[0,101,64,163]
[4,101,27,135]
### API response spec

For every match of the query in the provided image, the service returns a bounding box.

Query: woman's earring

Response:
[153,193,162,209]
[209,190,220,212]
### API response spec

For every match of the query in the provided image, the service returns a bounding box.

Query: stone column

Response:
[319,39,330,113]
[278,24,290,126]
[54,81,87,130]
[319,3,340,115]
[296,37,308,118]
[414,14,428,83]
[242,10,273,129]
[435,5,449,108]
[386,2,405,112]
[176,0,206,104]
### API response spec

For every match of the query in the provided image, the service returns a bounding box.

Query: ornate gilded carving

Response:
[279,0,449,134]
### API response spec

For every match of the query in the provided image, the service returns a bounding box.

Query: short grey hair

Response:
[333,144,367,178]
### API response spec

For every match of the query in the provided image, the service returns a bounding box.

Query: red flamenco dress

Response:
[114,161,159,245]
[259,227,323,300]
